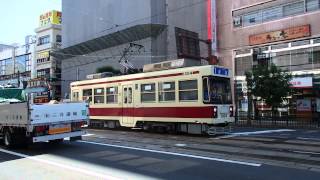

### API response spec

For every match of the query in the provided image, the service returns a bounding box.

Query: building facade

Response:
[0,41,34,88]
[58,0,215,96]
[216,0,320,116]
[34,10,62,101]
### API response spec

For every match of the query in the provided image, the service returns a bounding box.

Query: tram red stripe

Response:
[89,107,214,118]
[73,72,185,87]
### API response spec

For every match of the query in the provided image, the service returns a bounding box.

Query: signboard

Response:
[213,67,229,76]
[290,77,313,88]
[249,25,311,45]
[208,0,217,51]
[39,10,62,27]
[37,51,50,59]
[317,98,320,112]
[297,99,312,112]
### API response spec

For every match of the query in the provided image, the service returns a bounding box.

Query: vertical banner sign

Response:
[208,0,217,52]
[211,0,217,52]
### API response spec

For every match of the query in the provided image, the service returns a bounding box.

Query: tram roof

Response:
[71,65,231,87]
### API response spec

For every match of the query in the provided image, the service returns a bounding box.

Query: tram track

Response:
[85,129,320,168]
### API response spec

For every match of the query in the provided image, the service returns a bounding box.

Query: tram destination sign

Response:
[213,67,229,76]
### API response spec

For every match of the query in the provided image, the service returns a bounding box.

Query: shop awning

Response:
[51,24,167,60]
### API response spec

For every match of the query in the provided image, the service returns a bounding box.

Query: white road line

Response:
[213,129,296,139]
[0,148,122,180]
[297,137,320,141]
[292,150,320,155]
[78,140,261,167]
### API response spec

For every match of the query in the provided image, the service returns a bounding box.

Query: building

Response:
[0,41,34,88]
[216,0,320,116]
[34,10,62,101]
[56,0,220,96]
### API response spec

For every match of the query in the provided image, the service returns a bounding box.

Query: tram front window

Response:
[203,77,232,104]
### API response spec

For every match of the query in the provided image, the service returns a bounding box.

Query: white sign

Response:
[290,77,313,88]
[297,99,311,112]
[317,98,320,112]
[210,0,217,51]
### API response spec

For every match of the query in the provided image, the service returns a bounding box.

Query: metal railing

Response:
[234,115,320,129]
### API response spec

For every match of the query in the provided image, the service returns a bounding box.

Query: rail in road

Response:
[84,128,320,171]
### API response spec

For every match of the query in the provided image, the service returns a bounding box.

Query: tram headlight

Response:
[229,106,234,117]
[213,106,218,118]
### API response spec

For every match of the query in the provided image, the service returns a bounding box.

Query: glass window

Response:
[283,1,304,17]
[233,16,242,27]
[82,89,92,103]
[179,80,198,101]
[203,77,232,104]
[38,35,50,46]
[313,46,320,64]
[291,40,310,47]
[159,82,175,102]
[56,35,62,43]
[141,83,156,102]
[314,38,320,44]
[271,43,289,50]
[106,87,118,104]
[243,11,262,26]
[306,0,320,11]
[72,92,79,101]
[235,56,252,76]
[123,87,132,104]
[94,88,104,104]
[262,6,282,22]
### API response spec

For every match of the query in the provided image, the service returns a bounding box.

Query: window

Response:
[159,82,175,102]
[124,87,132,104]
[291,40,310,47]
[94,88,104,104]
[243,11,262,26]
[56,35,62,43]
[72,92,79,101]
[283,1,304,16]
[235,56,252,76]
[306,0,320,11]
[271,43,289,50]
[37,68,50,78]
[314,38,320,44]
[38,35,50,46]
[179,80,198,101]
[82,89,92,103]
[203,77,232,104]
[25,54,31,72]
[141,83,156,102]
[233,0,319,28]
[262,6,282,21]
[106,87,118,104]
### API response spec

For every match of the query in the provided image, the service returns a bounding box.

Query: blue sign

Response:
[213,67,229,76]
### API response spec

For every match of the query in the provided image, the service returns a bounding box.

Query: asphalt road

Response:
[0,128,320,180]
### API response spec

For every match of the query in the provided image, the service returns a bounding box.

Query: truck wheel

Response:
[4,130,14,148]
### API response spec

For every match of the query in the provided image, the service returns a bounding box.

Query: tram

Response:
[70,59,234,134]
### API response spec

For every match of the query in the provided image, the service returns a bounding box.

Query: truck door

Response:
[122,85,134,126]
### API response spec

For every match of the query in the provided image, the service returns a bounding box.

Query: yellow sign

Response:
[39,10,62,27]
[37,51,50,59]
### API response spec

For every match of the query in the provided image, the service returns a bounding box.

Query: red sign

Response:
[249,25,311,45]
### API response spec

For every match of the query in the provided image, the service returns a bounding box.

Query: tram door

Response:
[122,85,134,126]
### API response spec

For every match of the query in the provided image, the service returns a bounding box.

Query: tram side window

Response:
[94,88,105,104]
[179,80,198,101]
[106,87,118,104]
[141,83,156,102]
[83,89,92,103]
[159,82,175,102]
[72,92,79,101]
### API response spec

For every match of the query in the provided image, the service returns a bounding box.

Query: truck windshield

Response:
[203,76,232,104]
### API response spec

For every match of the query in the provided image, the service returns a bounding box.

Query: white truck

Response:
[0,85,89,148]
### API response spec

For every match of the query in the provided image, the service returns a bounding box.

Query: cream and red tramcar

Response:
[70,60,234,134]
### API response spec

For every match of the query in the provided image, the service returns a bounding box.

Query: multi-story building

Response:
[57,0,218,96]
[34,10,62,101]
[217,0,320,116]
[0,41,34,88]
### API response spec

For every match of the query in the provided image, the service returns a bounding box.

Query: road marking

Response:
[78,140,261,167]
[0,148,121,180]
[297,137,320,141]
[292,150,320,155]
[83,133,95,137]
[213,129,296,139]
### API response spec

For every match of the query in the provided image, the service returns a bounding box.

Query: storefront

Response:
[234,25,320,118]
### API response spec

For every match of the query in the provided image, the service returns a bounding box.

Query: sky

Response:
[0,0,61,45]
